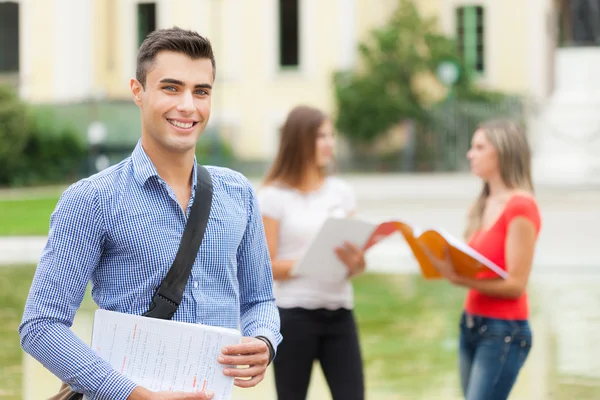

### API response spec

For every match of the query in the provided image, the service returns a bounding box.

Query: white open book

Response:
[87,309,242,399]
[291,218,377,282]
[292,217,506,282]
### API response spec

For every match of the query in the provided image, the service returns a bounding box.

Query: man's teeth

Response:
[169,120,194,129]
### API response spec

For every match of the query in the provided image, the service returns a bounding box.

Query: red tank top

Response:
[464,195,541,320]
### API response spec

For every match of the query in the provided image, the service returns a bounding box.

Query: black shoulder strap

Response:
[143,165,213,320]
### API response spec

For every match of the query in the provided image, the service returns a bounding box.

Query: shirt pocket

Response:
[199,204,246,283]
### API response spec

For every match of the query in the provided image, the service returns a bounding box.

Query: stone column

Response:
[532,48,600,186]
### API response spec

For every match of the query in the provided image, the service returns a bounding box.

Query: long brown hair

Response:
[263,105,328,188]
[464,119,534,239]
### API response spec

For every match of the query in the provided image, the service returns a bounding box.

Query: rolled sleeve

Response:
[93,371,138,400]
[19,180,135,398]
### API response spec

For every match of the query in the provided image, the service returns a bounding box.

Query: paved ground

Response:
[7,173,600,399]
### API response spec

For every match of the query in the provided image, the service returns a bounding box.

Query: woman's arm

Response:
[423,217,537,299]
[262,216,295,280]
[452,217,537,298]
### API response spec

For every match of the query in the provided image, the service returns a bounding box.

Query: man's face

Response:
[130,50,214,155]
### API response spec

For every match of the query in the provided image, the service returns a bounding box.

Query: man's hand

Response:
[218,337,270,388]
[128,386,214,399]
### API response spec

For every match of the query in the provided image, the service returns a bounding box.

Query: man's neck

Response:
[141,138,195,191]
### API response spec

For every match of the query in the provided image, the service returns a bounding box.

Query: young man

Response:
[19,27,281,400]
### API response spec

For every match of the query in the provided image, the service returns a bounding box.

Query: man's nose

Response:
[177,91,195,113]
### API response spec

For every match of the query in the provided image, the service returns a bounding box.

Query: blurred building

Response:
[0,0,597,182]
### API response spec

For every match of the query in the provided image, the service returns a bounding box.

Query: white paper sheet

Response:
[292,217,377,282]
[89,309,242,399]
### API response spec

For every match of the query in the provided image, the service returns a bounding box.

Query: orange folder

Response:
[363,221,506,280]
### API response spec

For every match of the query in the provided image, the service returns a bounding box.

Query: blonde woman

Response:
[257,105,366,400]
[421,120,541,400]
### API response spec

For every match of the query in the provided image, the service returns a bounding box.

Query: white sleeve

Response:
[256,185,284,220]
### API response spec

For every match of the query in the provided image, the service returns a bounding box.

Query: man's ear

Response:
[130,79,144,106]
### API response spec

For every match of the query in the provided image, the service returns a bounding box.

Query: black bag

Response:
[49,166,213,399]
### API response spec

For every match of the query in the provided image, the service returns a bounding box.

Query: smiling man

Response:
[19,28,281,400]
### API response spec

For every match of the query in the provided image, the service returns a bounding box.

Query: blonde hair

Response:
[464,119,534,239]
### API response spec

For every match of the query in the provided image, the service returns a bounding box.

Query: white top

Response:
[257,177,357,310]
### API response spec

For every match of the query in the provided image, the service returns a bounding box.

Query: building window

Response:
[0,1,19,73]
[456,5,484,74]
[279,0,299,68]
[137,3,157,47]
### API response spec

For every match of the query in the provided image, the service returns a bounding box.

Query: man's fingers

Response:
[156,390,214,399]
[222,340,266,355]
[224,364,265,379]
[233,372,266,388]
[195,391,214,400]
[219,352,269,367]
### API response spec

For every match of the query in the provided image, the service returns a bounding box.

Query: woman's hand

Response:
[419,244,460,284]
[335,241,366,278]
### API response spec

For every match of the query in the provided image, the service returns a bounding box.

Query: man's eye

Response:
[196,90,209,95]
[164,86,176,91]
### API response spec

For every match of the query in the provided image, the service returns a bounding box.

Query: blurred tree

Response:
[0,84,87,186]
[333,0,504,147]
[0,84,32,184]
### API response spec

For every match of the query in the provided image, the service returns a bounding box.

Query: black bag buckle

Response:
[142,292,178,320]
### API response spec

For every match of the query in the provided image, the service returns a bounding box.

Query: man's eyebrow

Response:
[159,78,184,86]
[159,78,212,90]
[194,83,213,90]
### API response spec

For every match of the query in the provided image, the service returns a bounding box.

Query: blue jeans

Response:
[459,312,532,400]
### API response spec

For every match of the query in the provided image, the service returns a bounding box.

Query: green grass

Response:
[0,265,95,399]
[0,268,465,399]
[0,197,60,236]
[547,329,600,400]
[0,265,36,399]
[354,273,464,398]
[553,379,600,400]
[5,265,598,399]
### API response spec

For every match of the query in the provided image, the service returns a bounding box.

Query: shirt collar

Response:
[131,139,198,192]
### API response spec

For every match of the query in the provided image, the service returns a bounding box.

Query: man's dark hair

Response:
[136,27,216,88]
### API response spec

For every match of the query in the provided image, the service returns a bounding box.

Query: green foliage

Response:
[333,0,508,147]
[0,85,32,180]
[0,86,87,186]
[422,95,526,171]
[13,119,86,186]
[195,129,235,167]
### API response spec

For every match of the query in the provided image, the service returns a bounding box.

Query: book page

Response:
[435,228,508,279]
[90,309,242,399]
[292,217,377,282]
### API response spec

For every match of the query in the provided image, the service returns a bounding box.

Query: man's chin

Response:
[163,137,199,154]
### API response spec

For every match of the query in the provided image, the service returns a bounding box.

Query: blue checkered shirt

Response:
[19,141,282,399]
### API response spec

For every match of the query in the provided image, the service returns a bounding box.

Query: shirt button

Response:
[505,336,511,343]
[193,282,198,288]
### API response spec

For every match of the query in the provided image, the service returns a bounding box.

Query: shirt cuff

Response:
[255,335,275,364]
[91,371,137,400]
